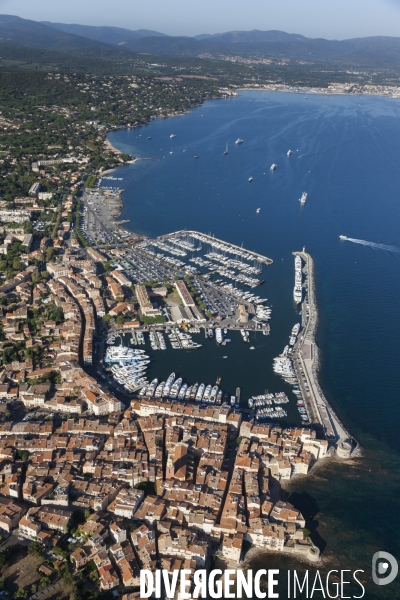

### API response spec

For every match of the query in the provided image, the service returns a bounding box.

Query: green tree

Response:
[16,449,29,461]
[116,315,125,326]
[27,540,44,558]
[13,257,22,271]
[45,246,55,263]
[39,576,51,590]
[31,271,41,285]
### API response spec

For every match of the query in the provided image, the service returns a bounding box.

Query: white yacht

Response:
[210,386,219,403]
[170,134,176,138]
[154,382,165,398]
[216,328,223,344]
[339,235,348,240]
[300,192,307,205]
[203,385,212,401]
[190,383,199,399]
[170,378,182,399]
[293,286,303,304]
[163,372,175,397]
[292,323,301,336]
[248,177,253,182]
[270,163,277,171]
[235,138,243,144]
[195,383,205,401]
[287,149,293,156]
[256,208,261,213]
[178,383,188,400]
[146,379,158,397]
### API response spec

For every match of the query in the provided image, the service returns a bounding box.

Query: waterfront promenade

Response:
[293,251,352,449]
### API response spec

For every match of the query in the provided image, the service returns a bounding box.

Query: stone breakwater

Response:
[293,251,360,456]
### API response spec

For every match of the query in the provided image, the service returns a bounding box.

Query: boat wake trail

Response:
[343,237,400,254]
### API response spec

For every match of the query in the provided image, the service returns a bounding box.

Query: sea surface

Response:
[106,92,400,598]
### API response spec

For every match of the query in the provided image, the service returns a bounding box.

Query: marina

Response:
[101,90,400,595]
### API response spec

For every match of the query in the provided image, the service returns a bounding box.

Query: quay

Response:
[293,250,358,454]
[160,230,274,266]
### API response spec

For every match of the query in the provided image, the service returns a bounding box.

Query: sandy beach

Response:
[104,138,123,154]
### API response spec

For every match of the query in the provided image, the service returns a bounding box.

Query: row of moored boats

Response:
[293,255,303,304]
[138,373,226,404]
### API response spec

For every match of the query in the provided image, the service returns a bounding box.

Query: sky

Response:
[0,0,400,39]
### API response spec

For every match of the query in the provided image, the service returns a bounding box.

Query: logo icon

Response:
[372,551,398,586]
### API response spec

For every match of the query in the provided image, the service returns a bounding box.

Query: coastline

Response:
[237,85,400,99]
[102,126,358,454]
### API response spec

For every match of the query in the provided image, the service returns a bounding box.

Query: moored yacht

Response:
[195,383,205,401]
[146,379,158,397]
[178,383,188,400]
[191,383,199,399]
[210,385,219,402]
[170,378,182,399]
[154,382,165,398]
[203,385,212,401]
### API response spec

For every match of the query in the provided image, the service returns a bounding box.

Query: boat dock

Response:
[292,250,356,450]
[160,230,274,266]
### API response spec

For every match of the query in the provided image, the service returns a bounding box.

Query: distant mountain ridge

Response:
[42,21,167,45]
[0,14,147,63]
[1,15,400,69]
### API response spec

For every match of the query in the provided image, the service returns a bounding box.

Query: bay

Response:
[106,91,400,598]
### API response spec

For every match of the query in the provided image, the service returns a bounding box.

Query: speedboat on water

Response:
[299,192,307,205]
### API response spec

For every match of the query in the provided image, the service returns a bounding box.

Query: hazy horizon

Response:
[1,0,400,40]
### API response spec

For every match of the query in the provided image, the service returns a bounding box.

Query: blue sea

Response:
[106,92,400,598]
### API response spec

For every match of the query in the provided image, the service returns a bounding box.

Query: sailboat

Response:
[223,142,229,155]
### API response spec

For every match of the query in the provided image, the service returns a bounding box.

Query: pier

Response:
[293,251,355,450]
[160,230,274,266]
